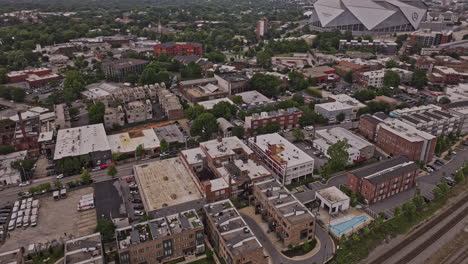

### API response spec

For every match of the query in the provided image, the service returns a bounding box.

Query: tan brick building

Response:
[116,209,205,264]
[204,199,268,264]
[252,178,316,247]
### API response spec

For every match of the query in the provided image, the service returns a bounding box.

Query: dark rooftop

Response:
[94,179,127,221]
[351,156,419,184]
[361,114,383,125]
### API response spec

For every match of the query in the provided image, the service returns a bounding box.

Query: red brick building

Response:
[244,107,303,135]
[347,156,419,204]
[7,68,52,83]
[153,42,203,56]
[302,66,337,83]
[429,66,464,85]
[26,74,61,88]
[358,113,437,163]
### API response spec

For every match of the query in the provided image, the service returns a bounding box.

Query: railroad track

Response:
[447,246,468,264]
[369,193,468,264]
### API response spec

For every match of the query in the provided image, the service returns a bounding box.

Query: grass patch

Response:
[187,258,216,264]
[28,246,64,264]
[282,239,317,257]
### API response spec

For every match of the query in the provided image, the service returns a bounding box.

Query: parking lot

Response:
[0,187,96,252]
[120,176,145,222]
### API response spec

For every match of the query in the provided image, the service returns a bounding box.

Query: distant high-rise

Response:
[256,18,268,39]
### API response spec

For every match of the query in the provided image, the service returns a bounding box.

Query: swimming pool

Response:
[330,215,369,237]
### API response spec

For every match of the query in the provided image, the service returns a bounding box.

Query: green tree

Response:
[454,170,465,184]
[231,95,243,105]
[10,88,26,102]
[135,144,145,158]
[80,169,92,184]
[327,140,349,172]
[184,105,205,120]
[385,59,399,68]
[402,200,416,220]
[256,51,272,68]
[336,112,346,122]
[107,165,117,178]
[292,93,304,104]
[439,97,451,104]
[411,70,428,89]
[160,139,169,153]
[190,113,218,140]
[88,102,105,124]
[250,73,281,97]
[344,71,353,83]
[292,127,304,141]
[288,71,309,91]
[181,62,202,79]
[68,107,80,119]
[139,67,158,85]
[63,70,85,103]
[212,101,237,120]
[54,180,63,189]
[264,122,281,133]
[232,125,244,138]
[394,206,401,217]
[303,240,311,252]
[383,70,401,88]
[353,89,376,102]
[0,68,7,84]
[95,219,116,242]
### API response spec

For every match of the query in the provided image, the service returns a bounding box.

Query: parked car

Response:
[126,177,132,183]
[444,177,456,186]
[133,205,144,210]
[134,210,145,216]
[434,160,445,166]
[131,199,142,203]
[130,190,139,195]
[56,174,64,179]
[19,181,30,187]
[129,183,138,188]
[424,166,433,173]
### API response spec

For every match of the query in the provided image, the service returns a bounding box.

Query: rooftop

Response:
[200,136,253,159]
[54,124,110,160]
[254,178,315,225]
[315,101,353,112]
[351,156,419,184]
[216,159,271,185]
[316,186,350,204]
[378,118,435,142]
[64,233,103,264]
[197,98,234,110]
[236,90,273,106]
[107,129,160,153]
[315,127,373,150]
[153,124,185,144]
[102,58,148,69]
[329,94,366,108]
[248,133,314,167]
[0,151,27,184]
[134,157,202,212]
[116,209,202,249]
[204,200,263,257]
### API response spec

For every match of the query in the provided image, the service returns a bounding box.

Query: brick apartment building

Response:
[153,42,203,56]
[124,100,153,124]
[256,18,269,39]
[244,107,303,135]
[181,136,271,202]
[252,178,316,247]
[347,156,419,204]
[334,58,382,79]
[358,113,437,163]
[429,66,465,85]
[409,29,453,47]
[156,88,184,120]
[204,200,268,264]
[178,78,228,103]
[101,58,148,81]
[116,209,205,264]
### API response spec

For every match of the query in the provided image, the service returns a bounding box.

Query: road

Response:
[241,212,334,264]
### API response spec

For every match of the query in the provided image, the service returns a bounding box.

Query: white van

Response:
[12,206,18,213]
[27,197,33,203]
[31,208,38,216]
[17,210,24,217]
[26,202,32,209]
[23,215,29,227]
[16,216,22,228]
[32,200,39,208]
[10,212,17,220]
[25,208,31,217]
[8,220,15,231]
[13,201,20,208]
[20,203,26,210]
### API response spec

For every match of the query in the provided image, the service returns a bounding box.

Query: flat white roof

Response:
[236,90,273,105]
[379,118,435,142]
[197,98,233,110]
[248,133,314,167]
[181,147,206,165]
[316,101,353,111]
[200,136,253,159]
[316,186,350,204]
[54,124,110,160]
[107,129,160,153]
[315,127,373,150]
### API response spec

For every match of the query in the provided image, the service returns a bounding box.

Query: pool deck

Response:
[318,207,373,238]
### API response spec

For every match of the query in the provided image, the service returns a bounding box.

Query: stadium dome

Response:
[310,0,427,35]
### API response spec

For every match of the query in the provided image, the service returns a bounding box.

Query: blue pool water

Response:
[330,215,369,237]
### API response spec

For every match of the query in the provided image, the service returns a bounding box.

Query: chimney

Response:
[17,111,28,143]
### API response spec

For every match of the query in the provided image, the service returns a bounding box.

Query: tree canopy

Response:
[190,113,218,140]
[250,73,281,97]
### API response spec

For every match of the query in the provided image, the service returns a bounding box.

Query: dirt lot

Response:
[0,187,97,252]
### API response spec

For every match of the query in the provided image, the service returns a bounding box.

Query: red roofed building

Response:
[153,42,203,56]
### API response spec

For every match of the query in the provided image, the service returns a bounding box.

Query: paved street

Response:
[241,212,334,264]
